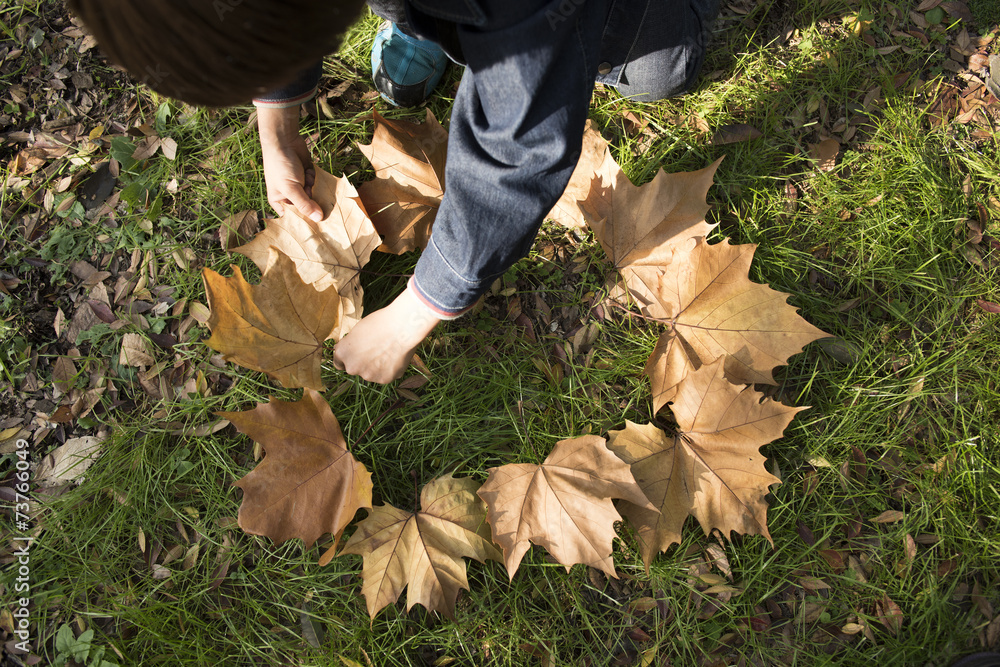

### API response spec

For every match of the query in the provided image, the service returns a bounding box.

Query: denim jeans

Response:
[601,0,720,101]
[255,0,719,315]
[367,0,718,101]
[404,0,719,315]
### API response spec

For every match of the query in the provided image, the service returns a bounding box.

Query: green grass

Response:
[2,2,999,666]
[970,0,1000,29]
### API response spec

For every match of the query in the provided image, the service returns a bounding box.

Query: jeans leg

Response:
[366,0,416,34]
[612,0,720,102]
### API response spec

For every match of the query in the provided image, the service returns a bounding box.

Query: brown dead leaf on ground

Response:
[51,356,77,399]
[977,299,1000,314]
[219,210,260,252]
[941,0,973,22]
[644,238,829,397]
[218,389,372,562]
[609,359,802,568]
[233,168,378,340]
[477,435,655,579]
[710,123,763,145]
[546,121,618,229]
[357,109,447,254]
[119,333,155,367]
[875,594,904,636]
[809,139,841,172]
[341,475,500,620]
[65,281,111,346]
[583,157,723,317]
[203,249,340,390]
[872,509,906,523]
[36,435,105,486]
[986,614,1000,648]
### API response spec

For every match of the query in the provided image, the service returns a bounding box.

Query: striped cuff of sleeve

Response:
[408,277,475,320]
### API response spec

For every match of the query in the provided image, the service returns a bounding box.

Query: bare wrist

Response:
[257,105,302,144]
[394,286,442,345]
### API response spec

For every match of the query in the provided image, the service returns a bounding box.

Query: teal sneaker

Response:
[371,22,448,107]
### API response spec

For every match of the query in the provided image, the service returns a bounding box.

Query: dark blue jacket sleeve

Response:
[253,61,323,108]
[410,0,608,316]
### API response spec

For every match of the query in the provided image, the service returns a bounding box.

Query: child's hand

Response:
[257,105,323,222]
[333,286,441,384]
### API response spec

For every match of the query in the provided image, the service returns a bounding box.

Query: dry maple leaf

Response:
[340,475,500,620]
[643,331,697,413]
[203,249,339,390]
[357,109,447,254]
[546,120,618,229]
[218,389,372,562]
[477,435,654,579]
[609,358,802,569]
[233,168,379,340]
[582,156,724,316]
[645,237,829,393]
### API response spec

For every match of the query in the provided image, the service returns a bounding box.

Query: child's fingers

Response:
[331,349,346,372]
[282,182,323,222]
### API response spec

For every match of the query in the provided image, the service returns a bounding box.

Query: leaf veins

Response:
[477,435,654,579]
[203,249,340,390]
[340,475,500,620]
[357,109,448,254]
[584,155,723,317]
[219,389,372,563]
[609,358,803,569]
[232,167,379,341]
[644,237,830,400]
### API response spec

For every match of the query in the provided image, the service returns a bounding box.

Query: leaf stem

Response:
[589,281,670,325]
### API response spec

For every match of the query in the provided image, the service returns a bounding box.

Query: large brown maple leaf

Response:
[583,156,724,316]
[218,389,372,564]
[357,109,447,254]
[232,167,379,341]
[643,237,829,411]
[477,435,655,579]
[340,475,500,620]
[546,120,619,229]
[203,249,340,390]
[608,358,802,569]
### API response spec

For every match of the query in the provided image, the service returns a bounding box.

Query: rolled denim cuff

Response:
[411,248,483,318]
[253,61,323,108]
